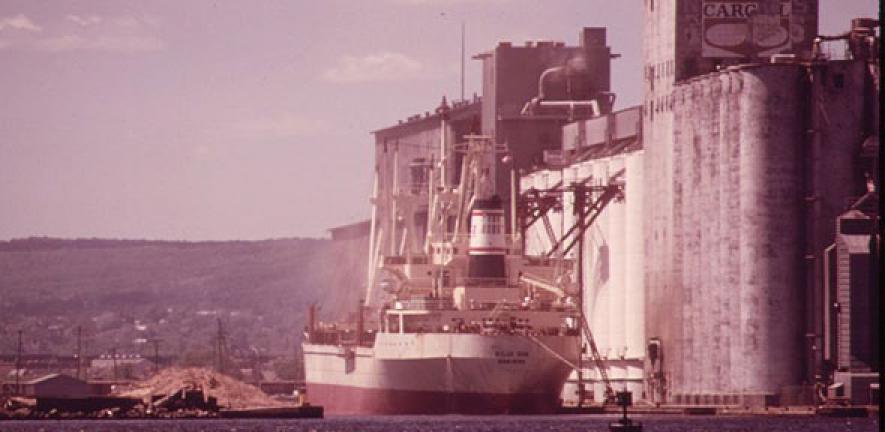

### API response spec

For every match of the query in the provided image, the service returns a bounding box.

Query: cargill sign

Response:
[701,0,794,58]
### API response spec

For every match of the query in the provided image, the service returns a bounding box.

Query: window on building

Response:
[388,315,400,333]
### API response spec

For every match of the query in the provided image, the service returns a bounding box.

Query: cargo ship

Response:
[302,132,583,414]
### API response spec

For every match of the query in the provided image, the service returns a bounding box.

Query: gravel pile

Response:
[118,367,286,409]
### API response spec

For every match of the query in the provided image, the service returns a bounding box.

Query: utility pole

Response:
[112,346,118,382]
[15,330,22,395]
[356,298,365,346]
[76,326,82,380]
[216,318,227,374]
[251,346,260,384]
[83,340,89,381]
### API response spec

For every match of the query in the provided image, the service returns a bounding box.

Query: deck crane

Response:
[518,169,625,405]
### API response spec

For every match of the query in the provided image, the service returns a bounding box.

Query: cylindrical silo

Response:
[719,70,742,393]
[736,65,805,396]
[642,87,680,402]
[623,151,645,360]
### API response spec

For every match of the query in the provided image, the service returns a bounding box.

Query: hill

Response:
[0,236,367,362]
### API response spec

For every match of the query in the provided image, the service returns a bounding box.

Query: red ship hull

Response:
[306,382,562,415]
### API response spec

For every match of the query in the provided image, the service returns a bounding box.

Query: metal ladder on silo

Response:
[580,314,616,404]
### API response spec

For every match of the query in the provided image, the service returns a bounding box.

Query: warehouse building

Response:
[21,373,91,398]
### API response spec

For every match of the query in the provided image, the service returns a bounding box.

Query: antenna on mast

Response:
[460,21,466,101]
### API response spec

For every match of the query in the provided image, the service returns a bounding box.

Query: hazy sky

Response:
[0,1,878,240]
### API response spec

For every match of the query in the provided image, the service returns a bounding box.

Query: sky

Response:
[0,0,878,241]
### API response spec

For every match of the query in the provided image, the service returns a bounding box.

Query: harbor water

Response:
[0,415,879,432]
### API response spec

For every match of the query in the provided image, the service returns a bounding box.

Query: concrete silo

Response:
[639,0,877,407]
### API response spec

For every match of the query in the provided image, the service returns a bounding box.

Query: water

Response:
[0,415,878,432]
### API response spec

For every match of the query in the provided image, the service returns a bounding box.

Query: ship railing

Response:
[353,331,377,347]
[462,276,508,287]
[382,255,429,265]
[522,255,572,267]
[307,327,377,347]
[426,234,521,252]
[396,322,562,336]
[446,234,520,248]
[397,298,454,311]
[440,322,579,337]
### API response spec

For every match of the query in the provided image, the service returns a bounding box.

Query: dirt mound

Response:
[118,367,286,409]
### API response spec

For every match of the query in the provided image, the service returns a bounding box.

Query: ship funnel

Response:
[467,195,506,281]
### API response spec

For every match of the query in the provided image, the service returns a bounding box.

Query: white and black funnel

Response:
[467,195,506,280]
